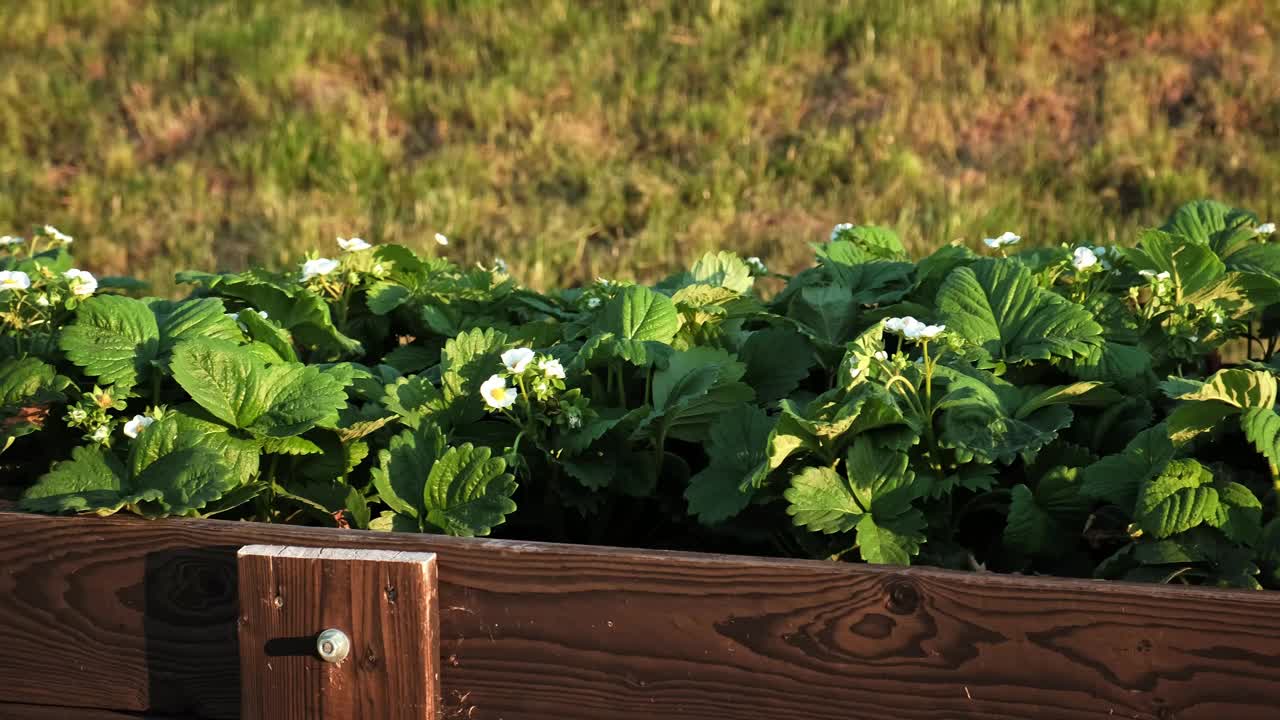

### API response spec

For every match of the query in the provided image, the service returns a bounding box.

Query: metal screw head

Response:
[316,628,350,664]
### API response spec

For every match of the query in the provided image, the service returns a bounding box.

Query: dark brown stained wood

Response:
[0,702,196,718]
[237,545,439,719]
[2,511,1280,720]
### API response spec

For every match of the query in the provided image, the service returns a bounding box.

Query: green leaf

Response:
[382,375,446,430]
[935,365,1075,464]
[936,260,1103,364]
[372,424,446,520]
[59,295,160,390]
[177,270,361,357]
[1123,231,1230,305]
[439,328,508,425]
[739,327,815,403]
[688,251,753,293]
[784,466,864,534]
[1242,407,1280,468]
[366,282,412,315]
[649,347,754,442]
[1160,199,1257,254]
[1214,481,1262,546]
[136,409,259,488]
[844,435,919,517]
[260,436,324,455]
[855,512,925,565]
[826,225,907,260]
[1081,425,1175,510]
[126,414,247,514]
[0,357,67,408]
[787,285,858,347]
[1067,341,1152,385]
[424,443,518,537]
[170,339,347,437]
[685,406,774,525]
[1005,484,1057,556]
[237,308,298,363]
[151,297,242,351]
[1134,459,1221,539]
[1162,369,1277,409]
[19,446,129,514]
[1015,381,1113,419]
[597,285,679,344]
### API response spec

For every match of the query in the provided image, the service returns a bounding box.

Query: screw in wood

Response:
[316,628,351,664]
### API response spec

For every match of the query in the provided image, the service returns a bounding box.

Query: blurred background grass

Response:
[1,0,1277,294]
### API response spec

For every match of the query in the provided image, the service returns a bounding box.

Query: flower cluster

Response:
[481,347,568,410]
[745,256,768,275]
[883,316,945,341]
[63,385,128,445]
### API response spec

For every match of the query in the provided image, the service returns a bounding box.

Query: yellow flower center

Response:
[487,386,507,402]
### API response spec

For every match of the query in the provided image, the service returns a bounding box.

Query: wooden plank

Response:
[0,701,196,719]
[237,545,439,719]
[1,511,1279,720]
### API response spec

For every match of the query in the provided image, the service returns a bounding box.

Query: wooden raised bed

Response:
[2,508,1279,719]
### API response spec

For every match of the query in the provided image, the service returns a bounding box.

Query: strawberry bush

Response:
[5,202,1280,589]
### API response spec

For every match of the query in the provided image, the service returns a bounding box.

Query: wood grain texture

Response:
[0,702,195,719]
[237,546,438,719]
[2,510,1280,720]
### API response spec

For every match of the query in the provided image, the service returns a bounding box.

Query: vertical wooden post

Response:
[237,545,439,719]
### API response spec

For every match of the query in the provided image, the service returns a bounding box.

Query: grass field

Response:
[2,0,1278,294]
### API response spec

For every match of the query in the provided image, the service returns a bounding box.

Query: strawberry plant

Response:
[5,201,1280,590]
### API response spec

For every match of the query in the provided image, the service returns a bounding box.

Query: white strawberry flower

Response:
[36,294,51,307]
[434,232,449,246]
[337,236,372,252]
[746,256,767,274]
[830,222,854,241]
[90,425,110,443]
[1071,247,1098,271]
[874,350,889,361]
[480,374,518,410]
[501,347,535,374]
[884,316,936,339]
[123,414,155,439]
[300,257,339,280]
[0,270,31,291]
[914,324,946,340]
[538,357,566,379]
[0,235,21,246]
[1157,271,1171,281]
[494,257,508,274]
[1257,222,1276,235]
[586,296,602,309]
[885,316,946,340]
[43,225,73,244]
[63,268,98,296]
[983,231,1020,249]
